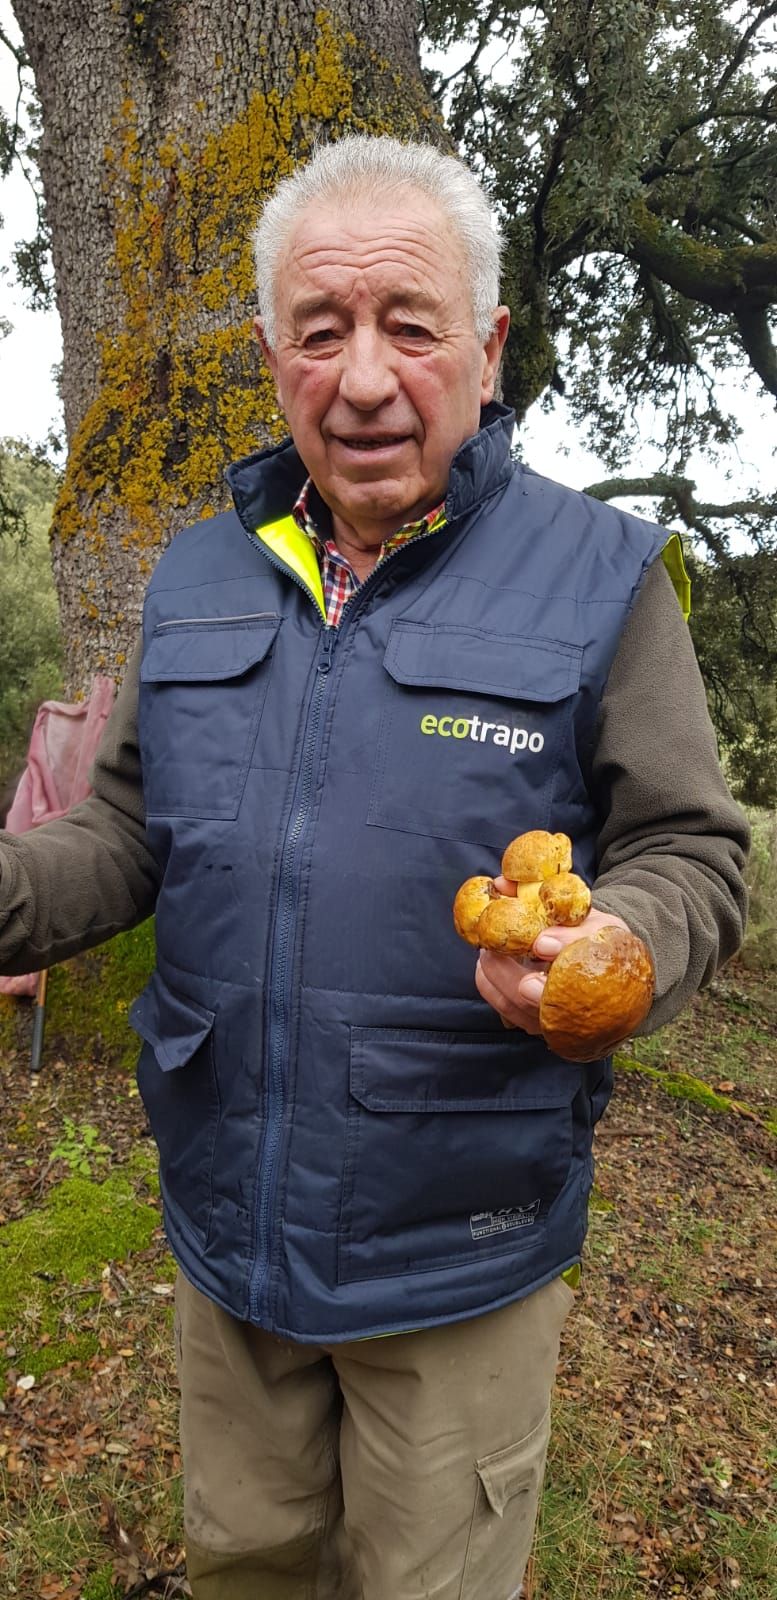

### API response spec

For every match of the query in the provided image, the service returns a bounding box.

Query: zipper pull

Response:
[318,626,336,674]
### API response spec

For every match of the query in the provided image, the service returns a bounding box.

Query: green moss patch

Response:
[81,1567,122,1600]
[0,919,155,1071]
[47,920,156,1071]
[614,1053,777,1136]
[125,1138,160,1196]
[0,1170,158,1382]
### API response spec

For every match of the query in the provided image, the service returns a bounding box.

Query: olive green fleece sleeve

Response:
[590,557,750,1031]
[0,641,158,975]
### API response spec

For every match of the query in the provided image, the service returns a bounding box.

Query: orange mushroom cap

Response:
[539,925,655,1062]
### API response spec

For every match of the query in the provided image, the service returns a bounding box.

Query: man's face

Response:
[256,191,509,543]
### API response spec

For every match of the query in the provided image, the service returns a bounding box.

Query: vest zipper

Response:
[250,622,338,1322]
[244,517,450,1325]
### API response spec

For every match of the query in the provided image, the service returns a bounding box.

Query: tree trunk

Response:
[12,0,440,685]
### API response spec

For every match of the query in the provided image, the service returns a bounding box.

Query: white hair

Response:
[253,135,504,348]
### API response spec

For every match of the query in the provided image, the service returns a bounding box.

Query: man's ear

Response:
[254,315,281,399]
[480,307,511,406]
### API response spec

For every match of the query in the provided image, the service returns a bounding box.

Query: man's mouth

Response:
[337,435,411,451]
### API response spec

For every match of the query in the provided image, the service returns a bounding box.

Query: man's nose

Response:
[338,328,399,410]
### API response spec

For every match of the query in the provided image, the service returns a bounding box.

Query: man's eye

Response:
[304,329,337,347]
[397,324,430,340]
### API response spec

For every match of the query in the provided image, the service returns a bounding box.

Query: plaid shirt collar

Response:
[292,478,445,628]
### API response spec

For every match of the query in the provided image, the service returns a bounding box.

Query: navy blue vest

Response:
[130,404,666,1340]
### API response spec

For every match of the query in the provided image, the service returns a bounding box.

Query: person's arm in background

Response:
[0,641,159,975]
[476,558,750,1031]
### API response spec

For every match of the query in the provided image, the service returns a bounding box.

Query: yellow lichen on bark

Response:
[55,13,363,563]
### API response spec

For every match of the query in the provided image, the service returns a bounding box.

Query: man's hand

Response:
[475,873,630,1033]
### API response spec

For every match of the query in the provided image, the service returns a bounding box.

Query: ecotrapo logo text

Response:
[419,712,544,756]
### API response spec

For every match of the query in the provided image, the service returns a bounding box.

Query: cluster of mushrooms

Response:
[453,829,654,1062]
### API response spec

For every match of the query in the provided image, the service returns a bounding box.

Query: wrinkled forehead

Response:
[276,186,472,313]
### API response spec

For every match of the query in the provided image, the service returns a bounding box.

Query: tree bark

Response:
[11,0,441,685]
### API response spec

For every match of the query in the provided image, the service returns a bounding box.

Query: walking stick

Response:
[30,968,48,1075]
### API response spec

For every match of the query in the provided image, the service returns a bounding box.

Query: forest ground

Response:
[0,961,775,1600]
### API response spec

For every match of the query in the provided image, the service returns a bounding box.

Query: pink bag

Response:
[0,676,115,997]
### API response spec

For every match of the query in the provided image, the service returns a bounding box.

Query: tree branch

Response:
[0,23,27,66]
[533,111,582,264]
[583,474,777,560]
[638,267,695,367]
[533,133,566,262]
[545,218,595,275]
[733,303,777,396]
[459,64,494,158]
[0,24,28,180]
[697,207,769,245]
[643,139,773,183]
[641,2,777,181]
[585,473,777,520]
[627,197,777,314]
[712,2,777,103]
[432,0,505,93]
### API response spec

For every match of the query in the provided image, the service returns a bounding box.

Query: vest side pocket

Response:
[139,615,281,820]
[130,972,219,1247]
[337,1026,581,1285]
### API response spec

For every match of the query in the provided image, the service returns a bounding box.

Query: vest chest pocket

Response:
[139,614,281,819]
[367,623,583,849]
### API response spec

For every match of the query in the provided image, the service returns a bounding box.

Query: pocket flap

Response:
[141,615,281,683]
[384,623,581,702]
[350,1027,579,1112]
[476,1407,551,1518]
[129,972,216,1072]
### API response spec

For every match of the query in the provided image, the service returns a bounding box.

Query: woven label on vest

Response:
[470,1200,541,1239]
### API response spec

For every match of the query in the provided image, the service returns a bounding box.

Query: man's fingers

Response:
[533,909,630,959]
[476,950,546,1033]
[533,930,566,958]
[475,910,632,1030]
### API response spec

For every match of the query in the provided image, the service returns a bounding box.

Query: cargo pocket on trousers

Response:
[460,1406,551,1599]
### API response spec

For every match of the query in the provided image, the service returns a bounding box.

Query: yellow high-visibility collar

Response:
[255,513,326,619]
[661,532,691,619]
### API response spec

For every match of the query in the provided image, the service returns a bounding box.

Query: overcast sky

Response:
[1,2,774,522]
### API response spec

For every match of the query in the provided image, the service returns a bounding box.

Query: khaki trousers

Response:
[175,1271,573,1600]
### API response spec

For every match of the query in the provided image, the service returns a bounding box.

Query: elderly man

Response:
[0,136,747,1598]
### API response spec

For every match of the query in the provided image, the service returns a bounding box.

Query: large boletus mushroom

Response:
[539,925,655,1062]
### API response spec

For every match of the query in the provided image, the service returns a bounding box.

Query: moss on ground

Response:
[0,1168,158,1382]
[126,1138,161,1197]
[0,919,155,1071]
[614,1053,777,1136]
[81,1568,122,1600]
